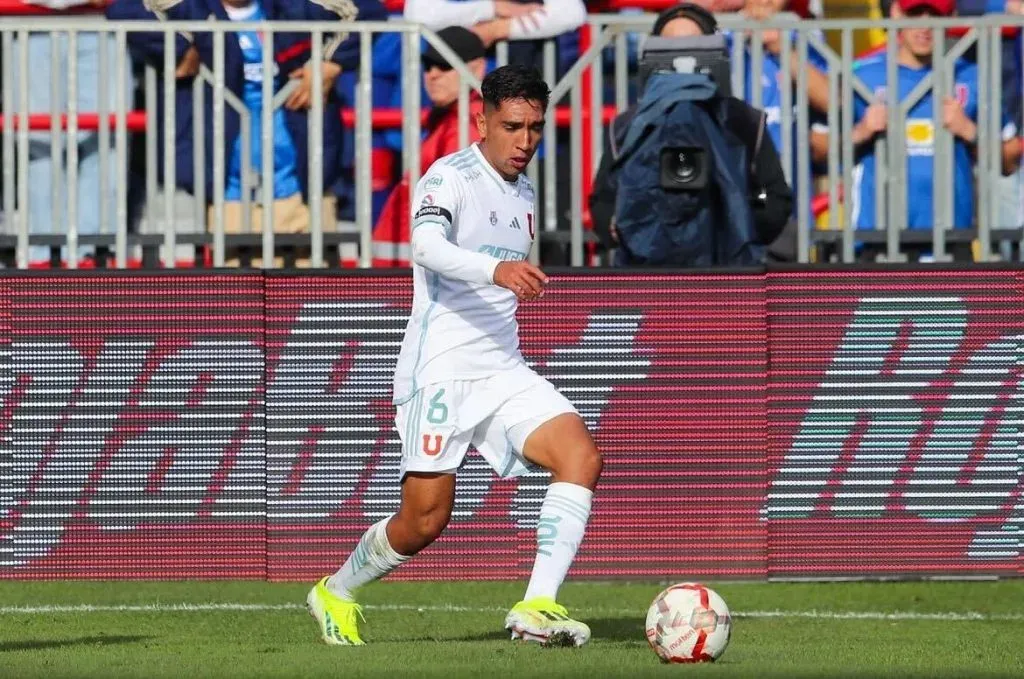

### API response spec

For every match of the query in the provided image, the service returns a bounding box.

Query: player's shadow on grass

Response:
[453,618,644,644]
[587,617,646,643]
[0,635,152,652]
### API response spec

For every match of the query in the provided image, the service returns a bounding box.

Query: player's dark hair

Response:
[481,65,550,112]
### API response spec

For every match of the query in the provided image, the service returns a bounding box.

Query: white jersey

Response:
[393,143,537,404]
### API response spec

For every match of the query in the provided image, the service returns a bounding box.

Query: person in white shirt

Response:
[403,0,587,46]
[306,65,602,649]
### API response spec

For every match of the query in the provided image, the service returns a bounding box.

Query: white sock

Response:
[523,482,593,602]
[327,515,409,601]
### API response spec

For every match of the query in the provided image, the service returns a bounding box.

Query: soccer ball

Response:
[645,583,731,663]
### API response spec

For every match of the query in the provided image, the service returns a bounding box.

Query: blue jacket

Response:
[107,0,387,200]
[613,72,762,267]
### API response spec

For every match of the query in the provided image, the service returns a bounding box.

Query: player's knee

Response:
[577,445,603,487]
[552,442,602,489]
[391,500,452,554]
[410,504,451,543]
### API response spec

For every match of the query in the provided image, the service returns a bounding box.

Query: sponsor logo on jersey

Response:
[424,174,444,189]
[509,217,521,230]
[420,194,435,207]
[414,205,453,224]
[478,244,528,261]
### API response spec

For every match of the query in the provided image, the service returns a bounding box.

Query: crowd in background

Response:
[0,0,1022,266]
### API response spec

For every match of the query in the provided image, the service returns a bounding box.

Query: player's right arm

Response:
[410,166,548,300]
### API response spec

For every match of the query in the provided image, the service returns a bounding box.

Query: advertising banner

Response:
[0,270,1018,579]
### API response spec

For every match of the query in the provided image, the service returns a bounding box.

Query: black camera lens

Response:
[660,146,707,191]
[674,153,696,181]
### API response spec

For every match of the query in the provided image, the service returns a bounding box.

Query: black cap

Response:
[652,2,718,36]
[422,26,487,71]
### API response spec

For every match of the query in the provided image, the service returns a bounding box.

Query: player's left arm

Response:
[410,168,547,299]
[411,225,548,300]
[409,167,494,282]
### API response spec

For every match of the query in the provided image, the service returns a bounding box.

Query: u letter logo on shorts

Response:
[422,434,443,456]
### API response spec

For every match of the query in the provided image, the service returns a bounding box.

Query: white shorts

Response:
[394,363,578,479]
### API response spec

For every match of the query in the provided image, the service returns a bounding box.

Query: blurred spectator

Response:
[371,26,487,266]
[403,0,586,46]
[850,0,1022,232]
[786,0,822,16]
[736,0,831,165]
[109,0,386,247]
[589,2,793,264]
[7,0,127,265]
[958,0,1024,232]
[960,0,1022,127]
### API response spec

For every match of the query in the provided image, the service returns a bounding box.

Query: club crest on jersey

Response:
[490,211,498,226]
[527,213,535,240]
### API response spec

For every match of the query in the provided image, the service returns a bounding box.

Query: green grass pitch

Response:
[1,580,1022,678]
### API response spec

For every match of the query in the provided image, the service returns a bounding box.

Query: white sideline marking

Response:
[0,603,1022,621]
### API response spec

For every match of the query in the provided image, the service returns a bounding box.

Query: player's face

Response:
[477,98,545,180]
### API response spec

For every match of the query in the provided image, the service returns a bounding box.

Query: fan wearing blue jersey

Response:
[850,0,1023,231]
[306,65,603,648]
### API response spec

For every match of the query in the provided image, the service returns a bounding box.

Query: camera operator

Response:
[589,2,793,265]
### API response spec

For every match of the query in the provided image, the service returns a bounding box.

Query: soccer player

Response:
[306,65,603,647]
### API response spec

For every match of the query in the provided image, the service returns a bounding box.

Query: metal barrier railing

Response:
[0,15,1022,267]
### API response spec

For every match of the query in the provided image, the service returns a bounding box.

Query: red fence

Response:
[0,269,1020,580]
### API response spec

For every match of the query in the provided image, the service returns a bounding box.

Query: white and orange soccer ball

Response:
[645,583,731,663]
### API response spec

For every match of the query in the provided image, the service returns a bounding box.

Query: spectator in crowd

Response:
[108,0,386,255]
[7,0,127,265]
[371,26,487,266]
[589,2,793,263]
[403,0,587,46]
[957,0,1024,233]
[738,0,831,165]
[850,0,1022,234]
